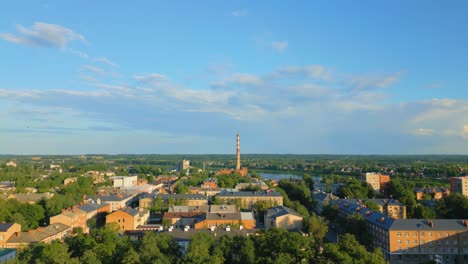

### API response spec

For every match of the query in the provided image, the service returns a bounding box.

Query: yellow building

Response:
[265,206,303,230]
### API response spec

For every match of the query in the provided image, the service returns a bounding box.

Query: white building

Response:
[110,176,138,189]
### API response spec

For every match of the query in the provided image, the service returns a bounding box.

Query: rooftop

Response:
[6,223,71,244]
[265,206,303,219]
[217,190,282,197]
[0,223,15,232]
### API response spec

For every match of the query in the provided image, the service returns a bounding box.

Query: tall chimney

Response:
[236,133,241,170]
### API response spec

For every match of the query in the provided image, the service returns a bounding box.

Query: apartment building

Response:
[345,198,407,219]
[363,172,390,192]
[336,200,468,264]
[106,208,150,231]
[450,176,468,197]
[216,190,283,210]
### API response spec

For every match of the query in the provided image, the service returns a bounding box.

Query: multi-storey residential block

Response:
[6,223,72,248]
[216,190,283,210]
[363,172,390,192]
[450,176,468,197]
[415,188,450,201]
[49,209,87,233]
[336,200,468,264]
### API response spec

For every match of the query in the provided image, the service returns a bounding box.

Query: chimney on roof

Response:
[428,220,434,228]
[380,217,385,223]
[463,220,468,227]
[37,227,44,232]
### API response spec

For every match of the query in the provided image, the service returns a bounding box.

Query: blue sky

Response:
[0,1,467,154]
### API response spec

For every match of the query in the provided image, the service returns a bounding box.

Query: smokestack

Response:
[236,133,240,170]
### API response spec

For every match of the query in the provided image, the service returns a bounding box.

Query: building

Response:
[0,248,16,263]
[415,188,450,201]
[163,212,205,228]
[110,176,138,189]
[336,200,468,264]
[235,180,269,191]
[5,193,54,204]
[6,223,72,248]
[343,198,407,219]
[265,206,303,230]
[216,190,283,210]
[363,172,390,192]
[63,177,78,186]
[139,193,208,209]
[49,209,87,233]
[216,133,249,177]
[0,223,21,248]
[105,208,150,231]
[313,191,338,214]
[178,160,190,171]
[100,193,135,212]
[201,178,218,189]
[450,176,468,197]
[194,211,255,230]
[5,161,16,168]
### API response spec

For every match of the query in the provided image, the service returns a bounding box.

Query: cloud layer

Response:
[1,22,86,48]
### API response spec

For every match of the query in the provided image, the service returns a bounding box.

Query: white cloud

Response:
[273,65,332,80]
[231,10,248,17]
[94,57,118,67]
[69,48,89,59]
[271,41,288,52]
[212,73,264,88]
[133,73,168,84]
[83,65,105,75]
[412,128,434,136]
[0,22,86,48]
[348,71,402,92]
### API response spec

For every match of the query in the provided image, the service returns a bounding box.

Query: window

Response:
[405,232,409,237]
[406,240,409,244]
[397,239,402,244]
[446,233,449,237]
[414,240,418,244]
[414,232,418,237]
[421,232,425,237]
[437,233,441,238]
[429,232,433,237]
[397,232,401,237]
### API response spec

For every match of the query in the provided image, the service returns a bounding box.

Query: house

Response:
[265,206,303,230]
[105,208,150,231]
[63,177,78,186]
[49,209,87,233]
[216,190,283,210]
[5,193,54,204]
[110,176,138,189]
[0,248,16,263]
[163,212,205,228]
[194,211,255,230]
[6,223,72,248]
[0,223,21,248]
[5,162,16,168]
[100,193,135,212]
[313,191,338,214]
[415,187,450,201]
[78,199,111,221]
[201,178,218,189]
[343,198,407,219]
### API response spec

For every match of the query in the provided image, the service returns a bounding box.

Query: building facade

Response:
[450,176,468,197]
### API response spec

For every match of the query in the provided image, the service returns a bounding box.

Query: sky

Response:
[0,1,467,155]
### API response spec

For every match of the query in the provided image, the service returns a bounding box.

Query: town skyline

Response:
[1,1,468,155]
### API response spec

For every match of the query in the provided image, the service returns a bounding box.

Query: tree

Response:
[322,233,386,264]
[185,232,223,264]
[436,193,468,219]
[303,213,328,243]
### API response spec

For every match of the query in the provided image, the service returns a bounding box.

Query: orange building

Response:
[106,208,150,231]
[50,209,87,233]
[363,172,390,193]
[194,212,255,230]
[336,200,468,264]
[201,178,218,189]
[217,167,249,177]
[5,223,72,248]
[0,223,21,248]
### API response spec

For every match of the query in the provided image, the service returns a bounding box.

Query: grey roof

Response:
[6,223,71,244]
[78,202,108,213]
[390,219,468,231]
[100,193,133,201]
[168,206,210,213]
[313,192,337,203]
[206,213,241,221]
[217,190,282,197]
[265,206,303,219]
[344,198,404,207]
[336,200,395,230]
[156,194,207,200]
[0,222,15,232]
